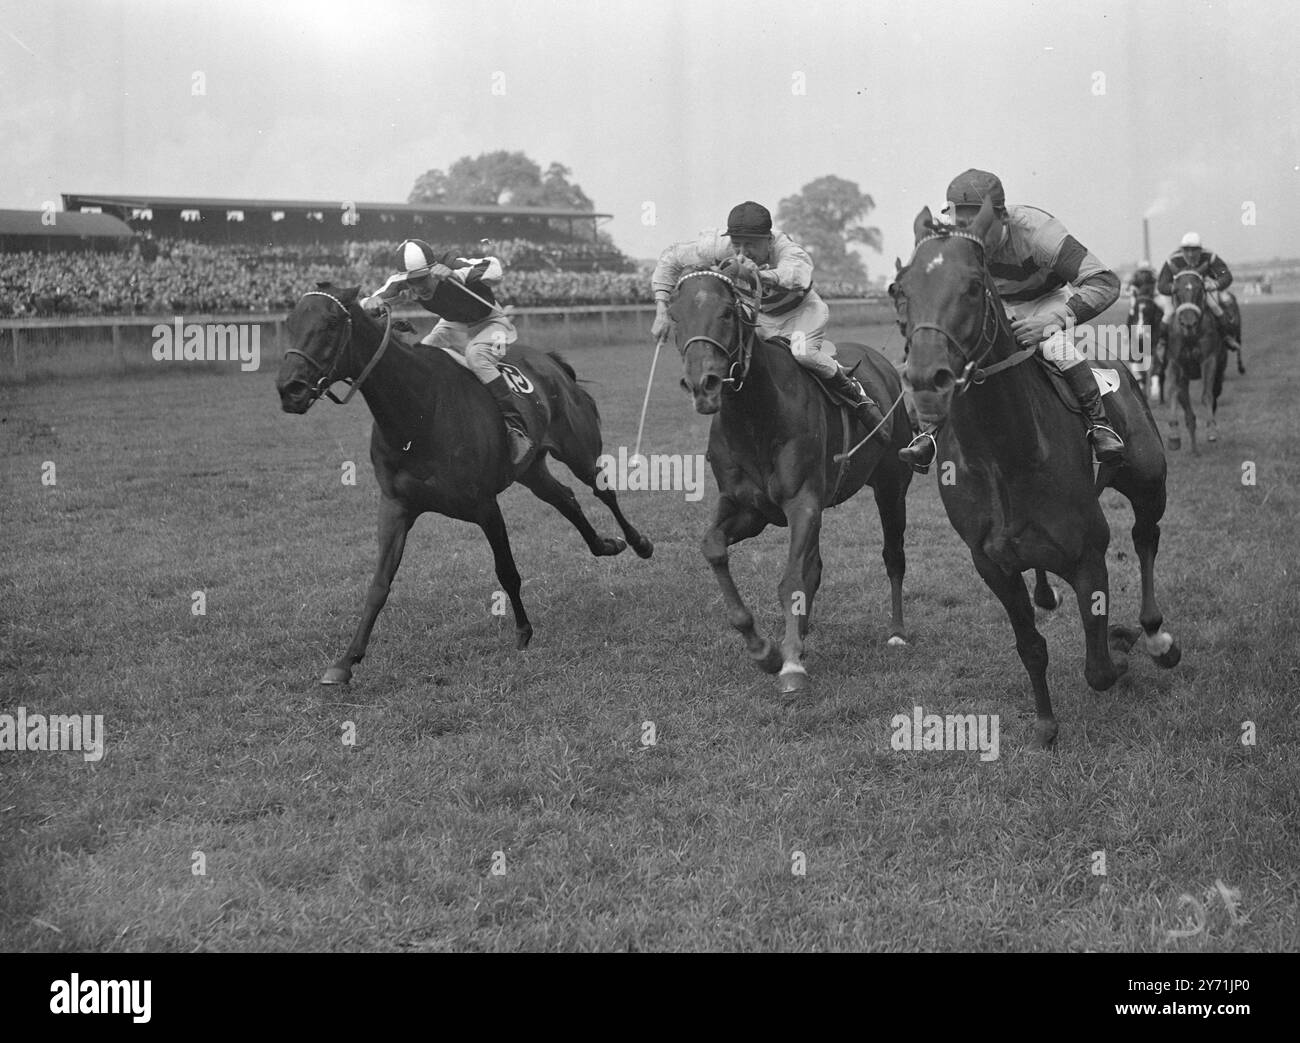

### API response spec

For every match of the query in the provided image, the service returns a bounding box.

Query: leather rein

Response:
[283,291,394,405]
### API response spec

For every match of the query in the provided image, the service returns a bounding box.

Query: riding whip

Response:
[635,334,666,462]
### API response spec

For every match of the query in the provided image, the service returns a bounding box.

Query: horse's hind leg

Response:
[970,550,1056,749]
[702,497,781,675]
[1121,478,1181,669]
[519,456,626,557]
[872,471,909,644]
[478,500,534,649]
[1065,542,1128,693]
[551,424,654,558]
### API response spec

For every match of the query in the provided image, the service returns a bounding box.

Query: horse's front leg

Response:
[478,500,533,649]
[322,494,414,684]
[701,497,779,673]
[776,493,822,696]
[1066,542,1129,694]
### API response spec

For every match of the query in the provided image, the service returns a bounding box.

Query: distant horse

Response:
[672,265,912,697]
[1128,294,1164,402]
[890,201,1179,749]
[1165,269,1228,453]
[276,283,653,684]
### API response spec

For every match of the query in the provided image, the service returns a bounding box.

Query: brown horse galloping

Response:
[672,266,913,697]
[276,283,653,684]
[1166,268,1228,453]
[891,201,1180,749]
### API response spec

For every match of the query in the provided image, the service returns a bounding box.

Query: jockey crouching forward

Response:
[899,169,1125,471]
[650,201,890,441]
[361,238,533,465]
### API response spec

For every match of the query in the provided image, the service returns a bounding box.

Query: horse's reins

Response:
[284,291,394,405]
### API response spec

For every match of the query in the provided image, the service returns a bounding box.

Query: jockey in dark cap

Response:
[898,169,1125,471]
[651,201,890,440]
[361,238,533,465]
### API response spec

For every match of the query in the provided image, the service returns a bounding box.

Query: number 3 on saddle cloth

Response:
[430,343,550,461]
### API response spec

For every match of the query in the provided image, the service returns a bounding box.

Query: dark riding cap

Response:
[943,169,1007,214]
[397,238,439,274]
[727,201,773,239]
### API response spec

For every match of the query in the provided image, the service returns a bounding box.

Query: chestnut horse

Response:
[672,266,912,697]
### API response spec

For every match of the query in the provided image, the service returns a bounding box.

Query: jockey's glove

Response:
[1204,279,1219,291]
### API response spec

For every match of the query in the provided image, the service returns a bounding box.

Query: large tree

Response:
[777,176,882,280]
[408,151,594,210]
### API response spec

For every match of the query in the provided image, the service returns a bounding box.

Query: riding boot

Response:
[1062,363,1125,463]
[898,429,938,473]
[825,365,890,444]
[485,375,534,466]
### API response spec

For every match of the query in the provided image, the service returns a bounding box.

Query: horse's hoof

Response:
[516,625,533,650]
[887,633,909,647]
[1033,718,1059,751]
[1035,585,1062,611]
[1207,429,1218,443]
[752,640,783,675]
[777,667,810,696]
[320,666,351,685]
[1155,642,1181,669]
[633,536,654,559]
[599,537,627,556]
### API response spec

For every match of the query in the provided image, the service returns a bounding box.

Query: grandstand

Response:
[61,192,611,254]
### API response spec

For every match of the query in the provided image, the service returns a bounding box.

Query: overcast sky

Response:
[2,0,1296,274]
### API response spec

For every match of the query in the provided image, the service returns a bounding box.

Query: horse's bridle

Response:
[673,268,761,392]
[898,231,1032,390]
[1172,268,1205,323]
[283,291,393,405]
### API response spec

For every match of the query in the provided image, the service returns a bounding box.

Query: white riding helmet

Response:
[1137,259,1153,271]
[1180,232,1202,249]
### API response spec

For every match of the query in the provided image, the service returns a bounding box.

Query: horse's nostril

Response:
[933,369,955,392]
[702,374,722,393]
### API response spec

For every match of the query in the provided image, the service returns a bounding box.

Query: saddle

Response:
[768,335,883,412]
[1033,354,1127,424]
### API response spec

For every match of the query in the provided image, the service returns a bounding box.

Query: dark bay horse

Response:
[1166,268,1228,453]
[672,266,912,697]
[890,201,1180,749]
[1128,294,1164,402]
[276,283,652,684]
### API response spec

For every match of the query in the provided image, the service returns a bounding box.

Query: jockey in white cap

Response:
[361,238,533,464]
[897,169,1125,471]
[650,200,890,440]
[1156,232,1243,365]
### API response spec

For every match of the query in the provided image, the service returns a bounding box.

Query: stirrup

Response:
[1087,424,1125,463]
[899,431,936,473]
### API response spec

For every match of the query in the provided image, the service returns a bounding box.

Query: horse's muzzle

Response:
[278,381,316,414]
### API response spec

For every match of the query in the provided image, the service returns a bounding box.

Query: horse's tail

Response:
[547,350,600,421]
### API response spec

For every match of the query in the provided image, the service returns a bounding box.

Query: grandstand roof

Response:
[63,193,609,221]
[0,209,133,238]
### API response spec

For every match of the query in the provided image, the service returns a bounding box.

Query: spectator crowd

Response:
[0,237,875,318]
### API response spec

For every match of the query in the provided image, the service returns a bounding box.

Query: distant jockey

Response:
[898,169,1124,472]
[1128,259,1157,303]
[1156,232,1244,366]
[361,238,533,465]
[650,200,890,441]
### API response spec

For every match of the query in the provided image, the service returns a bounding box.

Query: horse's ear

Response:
[337,285,360,303]
[894,256,903,273]
[968,196,999,248]
[913,207,933,244]
[315,280,333,290]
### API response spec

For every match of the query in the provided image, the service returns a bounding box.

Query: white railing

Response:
[0,299,891,379]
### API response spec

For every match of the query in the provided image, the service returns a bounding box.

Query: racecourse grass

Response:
[1,302,1296,951]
